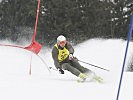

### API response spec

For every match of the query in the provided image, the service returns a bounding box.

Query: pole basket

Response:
[24,41,42,54]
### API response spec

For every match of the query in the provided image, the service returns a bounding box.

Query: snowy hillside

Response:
[0,39,133,100]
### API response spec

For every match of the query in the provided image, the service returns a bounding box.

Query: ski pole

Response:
[36,54,51,73]
[78,59,110,72]
[49,67,58,71]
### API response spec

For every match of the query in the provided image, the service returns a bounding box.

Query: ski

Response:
[77,75,104,83]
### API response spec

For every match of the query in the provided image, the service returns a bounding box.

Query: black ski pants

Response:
[61,58,91,77]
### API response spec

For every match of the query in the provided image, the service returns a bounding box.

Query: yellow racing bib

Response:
[54,44,70,62]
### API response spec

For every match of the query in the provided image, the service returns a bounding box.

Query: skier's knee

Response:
[61,63,70,70]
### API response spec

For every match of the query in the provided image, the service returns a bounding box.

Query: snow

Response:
[0,38,133,100]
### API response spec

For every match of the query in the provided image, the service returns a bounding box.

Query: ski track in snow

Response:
[0,38,133,100]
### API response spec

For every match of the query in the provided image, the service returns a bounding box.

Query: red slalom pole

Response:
[29,54,33,75]
[32,0,41,42]
[28,0,41,75]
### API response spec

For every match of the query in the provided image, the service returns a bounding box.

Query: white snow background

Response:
[0,38,133,100]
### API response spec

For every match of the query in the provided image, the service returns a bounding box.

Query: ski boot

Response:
[93,74,103,83]
[77,73,88,83]
[85,72,103,83]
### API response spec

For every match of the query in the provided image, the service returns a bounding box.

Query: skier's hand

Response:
[58,68,64,74]
[69,54,74,60]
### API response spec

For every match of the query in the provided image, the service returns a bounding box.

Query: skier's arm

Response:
[67,42,74,55]
[52,47,60,69]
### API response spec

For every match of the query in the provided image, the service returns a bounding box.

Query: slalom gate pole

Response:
[32,0,41,42]
[78,59,110,72]
[28,0,41,75]
[116,15,133,100]
[29,54,33,75]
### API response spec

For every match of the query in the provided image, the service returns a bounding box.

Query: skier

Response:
[52,35,102,82]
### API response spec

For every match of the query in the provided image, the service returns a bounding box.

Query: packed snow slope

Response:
[0,38,133,100]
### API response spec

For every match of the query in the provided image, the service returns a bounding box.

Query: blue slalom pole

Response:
[116,15,133,100]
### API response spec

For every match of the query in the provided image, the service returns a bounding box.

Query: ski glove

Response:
[58,68,64,74]
[69,54,74,60]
